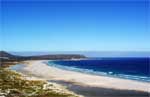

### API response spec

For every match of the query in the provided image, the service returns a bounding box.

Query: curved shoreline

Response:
[11,60,150,93]
[48,60,150,83]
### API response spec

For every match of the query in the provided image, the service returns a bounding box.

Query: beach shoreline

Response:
[10,60,150,94]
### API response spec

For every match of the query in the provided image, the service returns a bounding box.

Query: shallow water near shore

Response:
[48,57,150,82]
[9,64,26,71]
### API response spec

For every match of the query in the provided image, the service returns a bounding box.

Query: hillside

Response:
[0,51,17,58]
[0,51,86,61]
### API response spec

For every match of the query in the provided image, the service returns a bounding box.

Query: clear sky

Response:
[1,0,149,52]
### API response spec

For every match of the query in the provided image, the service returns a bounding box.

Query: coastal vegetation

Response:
[0,51,83,97]
[0,68,82,97]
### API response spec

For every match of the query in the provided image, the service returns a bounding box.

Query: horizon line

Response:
[2,50,150,52]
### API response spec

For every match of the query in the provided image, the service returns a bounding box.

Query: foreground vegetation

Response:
[0,51,84,97]
[0,68,82,97]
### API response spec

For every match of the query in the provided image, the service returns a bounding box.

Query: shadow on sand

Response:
[49,80,149,97]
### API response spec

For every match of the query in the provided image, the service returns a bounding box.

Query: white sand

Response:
[20,60,150,92]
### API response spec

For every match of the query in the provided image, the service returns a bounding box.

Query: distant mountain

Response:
[11,51,150,57]
[0,51,17,58]
[0,51,86,61]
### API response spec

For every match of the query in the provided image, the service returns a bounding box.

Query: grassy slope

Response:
[0,68,81,97]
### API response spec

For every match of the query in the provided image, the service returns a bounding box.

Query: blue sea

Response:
[48,57,150,82]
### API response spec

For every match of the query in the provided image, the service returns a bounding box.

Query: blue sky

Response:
[1,0,149,51]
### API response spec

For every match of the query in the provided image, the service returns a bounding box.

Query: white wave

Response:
[48,62,150,82]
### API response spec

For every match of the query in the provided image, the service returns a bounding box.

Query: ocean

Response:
[48,57,150,82]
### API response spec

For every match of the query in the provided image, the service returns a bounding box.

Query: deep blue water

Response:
[48,57,150,82]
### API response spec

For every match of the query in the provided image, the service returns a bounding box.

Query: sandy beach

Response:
[11,60,150,94]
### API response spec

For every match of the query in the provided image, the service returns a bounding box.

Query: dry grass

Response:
[0,68,82,97]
